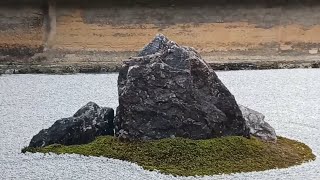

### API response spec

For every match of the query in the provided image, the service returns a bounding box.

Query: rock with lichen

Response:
[115,34,250,141]
[239,105,277,142]
[28,102,114,148]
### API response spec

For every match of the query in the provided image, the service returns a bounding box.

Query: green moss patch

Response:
[22,136,315,176]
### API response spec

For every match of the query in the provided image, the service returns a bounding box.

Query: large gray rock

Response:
[28,102,114,148]
[239,105,277,141]
[115,34,250,141]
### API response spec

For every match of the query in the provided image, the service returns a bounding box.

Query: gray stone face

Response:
[239,105,277,142]
[28,102,114,148]
[115,34,249,141]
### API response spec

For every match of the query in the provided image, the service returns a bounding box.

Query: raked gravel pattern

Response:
[0,69,319,180]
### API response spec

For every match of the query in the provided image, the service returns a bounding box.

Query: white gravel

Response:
[0,69,319,180]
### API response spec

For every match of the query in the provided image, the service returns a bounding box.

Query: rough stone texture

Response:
[115,34,249,141]
[239,105,277,142]
[28,102,114,148]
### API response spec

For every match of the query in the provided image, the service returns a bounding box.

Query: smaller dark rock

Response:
[239,105,277,142]
[28,102,114,148]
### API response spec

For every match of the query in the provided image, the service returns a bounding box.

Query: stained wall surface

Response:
[0,5,44,56]
[1,1,320,57]
[50,3,320,54]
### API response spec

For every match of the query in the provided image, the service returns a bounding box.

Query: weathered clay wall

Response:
[2,1,320,73]
[0,5,44,56]
[50,2,320,54]
[2,0,320,57]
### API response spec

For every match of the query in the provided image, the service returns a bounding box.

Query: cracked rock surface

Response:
[115,34,250,140]
[239,105,277,141]
[28,102,114,148]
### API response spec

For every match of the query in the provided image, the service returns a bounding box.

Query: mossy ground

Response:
[22,136,315,176]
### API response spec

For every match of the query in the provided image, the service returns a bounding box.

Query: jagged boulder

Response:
[239,105,277,141]
[28,102,114,148]
[115,34,250,141]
